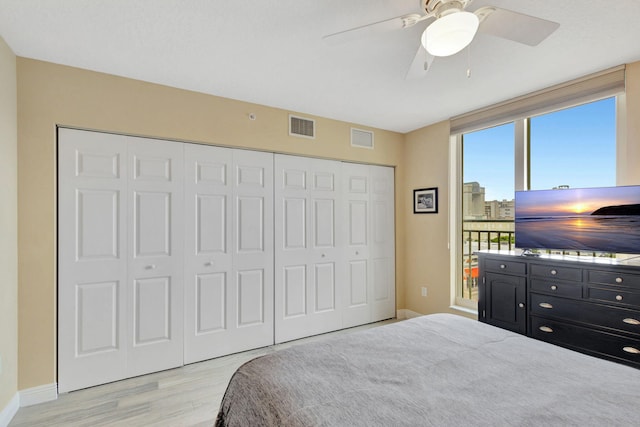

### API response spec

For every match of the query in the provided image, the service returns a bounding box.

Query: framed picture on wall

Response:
[414,187,438,214]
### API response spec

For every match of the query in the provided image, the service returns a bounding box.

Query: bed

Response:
[215,313,640,426]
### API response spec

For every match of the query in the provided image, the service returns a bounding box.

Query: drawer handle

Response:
[616,277,623,283]
[145,264,156,270]
[550,269,557,276]
[623,318,640,326]
[539,302,553,309]
[623,346,640,354]
[539,326,553,333]
[550,285,558,291]
[616,295,623,301]
[205,260,214,267]
[500,264,506,269]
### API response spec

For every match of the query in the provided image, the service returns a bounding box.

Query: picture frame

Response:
[414,187,438,214]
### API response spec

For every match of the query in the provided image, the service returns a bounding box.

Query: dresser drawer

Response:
[531,316,640,368]
[531,264,582,282]
[530,278,582,298]
[530,293,640,336]
[586,286,640,307]
[588,270,640,288]
[484,258,526,275]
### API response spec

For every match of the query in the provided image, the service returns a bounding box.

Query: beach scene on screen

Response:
[515,186,640,253]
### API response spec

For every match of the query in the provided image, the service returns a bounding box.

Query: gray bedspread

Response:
[215,313,640,426]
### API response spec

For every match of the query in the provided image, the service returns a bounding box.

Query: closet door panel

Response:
[342,163,371,327]
[236,196,265,252]
[133,277,172,344]
[275,155,343,343]
[184,146,273,362]
[196,194,227,254]
[126,137,184,376]
[348,260,368,306]
[196,272,226,333]
[315,262,336,312]
[284,265,307,318]
[183,145,233,363]
[236,269,265,326]
[370,165,396,321]
[232,150,274,348]
[58,128,128,393]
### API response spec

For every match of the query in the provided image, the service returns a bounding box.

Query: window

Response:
[460,122,515,302]
[453,97,617,306]
[530,98,616,190]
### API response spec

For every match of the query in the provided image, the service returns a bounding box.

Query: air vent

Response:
[289,115,315,139]
[351,128,374,149]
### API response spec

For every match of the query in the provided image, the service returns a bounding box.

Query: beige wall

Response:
[16,58,405,389]
[402,121,474,319]
[0,37,18,410]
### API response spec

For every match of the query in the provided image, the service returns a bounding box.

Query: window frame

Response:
[449,95,623,313]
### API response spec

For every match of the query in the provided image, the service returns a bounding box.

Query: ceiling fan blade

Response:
[322,14,423,45]
[476,6,560,46]
[405,45,435,80]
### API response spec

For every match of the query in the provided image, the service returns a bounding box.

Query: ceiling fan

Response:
[323,0,560,79]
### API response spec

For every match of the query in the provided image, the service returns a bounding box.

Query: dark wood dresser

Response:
[478,250,640,368]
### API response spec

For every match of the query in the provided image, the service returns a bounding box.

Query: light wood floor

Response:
[10,319,398,427]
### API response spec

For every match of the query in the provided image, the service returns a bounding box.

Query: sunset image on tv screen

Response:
[515,186,640,254]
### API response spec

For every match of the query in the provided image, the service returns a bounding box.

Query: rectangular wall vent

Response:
[289,115,315,139]
[351,128,374,149]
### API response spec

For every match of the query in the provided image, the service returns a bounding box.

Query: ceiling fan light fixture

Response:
[422,11,479,57]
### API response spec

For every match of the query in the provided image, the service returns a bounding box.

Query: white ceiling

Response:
[1,0,640,133]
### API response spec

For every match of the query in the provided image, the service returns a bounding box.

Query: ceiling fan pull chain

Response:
[466,45,472,78]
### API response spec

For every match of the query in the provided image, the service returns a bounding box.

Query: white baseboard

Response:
[396,309,423,320]
[19,383,57,407]
[0,393,19,427]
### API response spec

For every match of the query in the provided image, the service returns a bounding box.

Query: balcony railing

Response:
[461,220,514,301]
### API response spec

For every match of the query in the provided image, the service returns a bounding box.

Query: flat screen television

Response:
[515,185,640,254]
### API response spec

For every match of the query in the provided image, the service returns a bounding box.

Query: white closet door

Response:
[59,130,184,392]
[342,163,371,328]
[58,129,128,393]
[184,146,274,363]
[125,136,184,377]
[370,165,396,321]
[274,155,343,343]
[183,144,234,363]
[231,149,274,350]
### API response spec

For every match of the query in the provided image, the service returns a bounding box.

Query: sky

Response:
[463,97,617,201]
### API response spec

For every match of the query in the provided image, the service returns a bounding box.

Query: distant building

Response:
[463,182,486,219]
[464,181,515,220]
[485,199,515,219]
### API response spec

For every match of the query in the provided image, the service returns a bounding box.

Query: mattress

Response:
[215,313,640,426]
